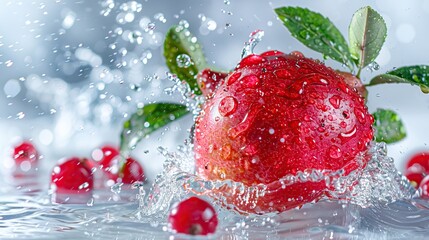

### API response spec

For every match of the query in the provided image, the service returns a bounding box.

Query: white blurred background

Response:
[0,0,428,181]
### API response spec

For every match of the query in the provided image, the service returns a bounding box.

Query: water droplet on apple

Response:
[329,95,341,109]
[329,146,342,159]
[218,96,238,117]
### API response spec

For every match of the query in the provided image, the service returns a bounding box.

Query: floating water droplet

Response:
[5,60,13,67]
[99,0,115,16]
[241,29,265,59]
[178,19,189,29]
[175,54,192,68]
[16,112,25,119]
[367,62,380,72]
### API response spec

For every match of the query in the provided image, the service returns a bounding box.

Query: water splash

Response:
[164,73,205,117]
[137,142,416,217]
[241,30,265,59]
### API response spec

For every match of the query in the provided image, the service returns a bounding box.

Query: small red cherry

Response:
[91,145,120,168]
[168,197,218,235]
[12,141,39,168]
[419,175,429,199]
[120,157,145,184]
[104,157,145,185]
[406,152,429,173]
[50,157,93,195]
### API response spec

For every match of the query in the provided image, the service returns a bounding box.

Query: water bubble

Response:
[116,12,135,24]
[241,29,265,58]
[154,13,166,23]
[224,0,230,5]
[4,79,21,97]
[39,129,54,145]
[207,20,217,31]
[178,20,189,29]
[175,54,192,68]
[120,1,142,12]
[100,0,115,16]
[62,10,76,29]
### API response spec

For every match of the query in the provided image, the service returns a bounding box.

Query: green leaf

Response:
[274,6,354,71]
[372,108,406,144]
[349,6,387,70]
[368,65,429,93]
[164,25,207,95]
[120,103,189,155]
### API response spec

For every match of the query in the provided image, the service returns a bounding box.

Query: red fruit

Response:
[12,141,39,168]
[194,51,374,213]
[405,171,426,188]
[405,152,429,173]
[91,145,144,185]
[50,157,93,195]
[168,197,218,235]
[419,175,429,199]
[91,145,120,169]
[197,69,228,97]
[120,157,145,184]
[336,71,368,99]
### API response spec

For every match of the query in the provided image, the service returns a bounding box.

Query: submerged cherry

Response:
[406,152,429,173]
[92,145,145,186]
[120,157,145,184]
[50,157,93,195]
[12,141,39,173]
[168,197,218,235]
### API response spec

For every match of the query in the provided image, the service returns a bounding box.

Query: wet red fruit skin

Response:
[99,146,120,167]
[197,69,228,97]
[168,196,218,235]
[194,50,374,213]
[13,141,39,165]
[406,152,429,173]
[50,157,93,194]
[336,71,368,99]
[419,175,429,199]
[118,157,145,184]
